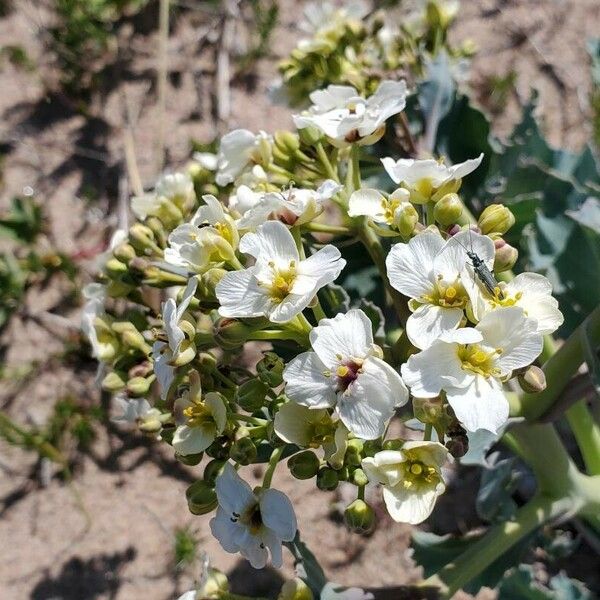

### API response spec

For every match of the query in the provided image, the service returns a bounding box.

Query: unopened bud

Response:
[203,459,226,485]
[257,351,285,387]
[112,322,151,354]
[105,257,128,278]
[351,468,369,487]
[200,568,229,598]
[518,365,547,394]
[279,578,313,600]
[493,239,518,272]
[394,200,419,237]
[288,450,320,480]
[316,466,339,491]
[235,379,269,412]
[113,242,137,264]
[102,371,126,392]
[362,439,382,458]
[185,480,218,515]
[434,193,463,226]
[230,436,258,465]
[298,125,323,146]
[413,396,444,425]
[206,437,231,460]
[344,499,375,533]
[127,375,154,396]
[198,268,226,303]
[345,439,364,467]
[382,439,403,451]
[129,223,158,253]
[176,451,203,466]
[274,130,300,155]
[478,204,515,236]
[214,318,252,350]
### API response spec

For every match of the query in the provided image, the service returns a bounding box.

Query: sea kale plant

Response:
[84,6,600,599]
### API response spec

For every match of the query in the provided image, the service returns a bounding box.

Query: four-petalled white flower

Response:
[362,442,448,524]
[381,155,483,203]
[210,463,297,569]
[216,221,345,323]
[386,230,493,349]
[293,80,407,146]
[283,309,408,439]
[401,306,543,433]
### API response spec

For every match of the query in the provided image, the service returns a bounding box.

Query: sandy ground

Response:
[0,1,599,598]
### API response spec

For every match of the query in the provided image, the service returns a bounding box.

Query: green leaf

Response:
[498,565,592,600]
[284,534,327,594]
[0,197,42,242]
[476,457,519,523]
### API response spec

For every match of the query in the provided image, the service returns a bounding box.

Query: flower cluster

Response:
[83,70,562,585]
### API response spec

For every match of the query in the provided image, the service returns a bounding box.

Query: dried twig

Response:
[155,0,171,175]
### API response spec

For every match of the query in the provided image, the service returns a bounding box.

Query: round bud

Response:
[257,352,285,387]
[206,437,231,460]
[101,370,126,392]
[213,318,252,350]
[344,499,375,534]
[279,578,314,600]
[493,239,518,272]
[126,376,153,397]
[478,204,515,236]
[235,379,269,412]
[345,439,364,467]
[105,257,128,278]
[434,193,463,226]
[230,436,258,466]
[382,439,403,451]
[298,125,323,146]
[362,439,382,458]
[288,450,320,480]
[176,452,203,466]
[203,459,226,485]
[274,130,301,154]
[316,466,339,491]
[185,480,218,515]
[113,242,137,264]
[518,365,547,394]
[351,468,369,487]
[395,201,419,238]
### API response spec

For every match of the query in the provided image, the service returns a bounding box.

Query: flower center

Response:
[403,460,439,489]
[334,359,363,393]
[413,178,434,198]
[422,277,468,308]
[214,221,233,244]
[267,260,297,302]
[309,415,336,447]
[380,197,403,225]
[457,344,501,378]
[490,289,523,308]
[239,503,263,534]
[182,401,212,428]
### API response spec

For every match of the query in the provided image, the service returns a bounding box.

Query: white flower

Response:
[381,154,483,203]
[348,187,412,229]
[299,1,368,36]
[210,463,297,569]
[274,401,349,469]
[216,221,345,323]
[112,396,165,434]
[236,180,342,230]
[216,130,270,187]
[163,277,198,359]
[470,272,563,335]
[401,306,543,433]
[172,371,227,456]
[283,309,408,439]
[133,173,195,220]
[293,80,408,146]
[164,196,238,273]
[361,442,448,524]
[192,151,218,171]
[81,283,118,361]
[386,230,493,349]
[152,341,174,400]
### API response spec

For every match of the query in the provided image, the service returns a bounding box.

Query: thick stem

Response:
[315,142,340,182]
[566,400,600,475]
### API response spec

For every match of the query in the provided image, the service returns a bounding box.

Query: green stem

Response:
[303,222,353,236]
[231,413,266,426]
[424,423,432,441]
[566,400,600,475]
[311,299,327,323]
[315,142,339,182]
[345,145,361,195]
[358,224,410,324]
[515,303,600,422]
[263,445,286,489]
[426,201,435,226]
[427,494,569,598]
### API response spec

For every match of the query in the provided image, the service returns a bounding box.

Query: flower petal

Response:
[172,424,215,455]
[348,189,385,219]
[216,269,270,319]
[382,482,444,524]
[239,220,299,263]
[215,463,256,515]
[274,402,328,445]
[283,351,336,408]
[260,488,297,542]
[406,304,463,350]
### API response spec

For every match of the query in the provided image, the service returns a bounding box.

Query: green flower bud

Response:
[203,459,226,485]
[185,480,218,515]
[279,578,314,600]
[235,379,269,412]
[345,438,364,467]
[199,568,229,598]
[127,375,154,396]
[274,130,301,155]
[105,257,128,278]
[288,450,320,480]
[206,437,231,460]
[102,370,126,392]
[214,318,252,350]
[434,193,463,226]
[113,242,137,264]
[395,202,419,238]
[362,439,382,458]
[257,351,285,387]
[112,322,151,354]
[176,451,203,466]
[198,268,226,303]
[298,125,323,146]
[129,223,159,254]
[316,466,339,491]
[493,239,518,272]
[518,365,547,394]
[230,436,258,465]
[382,439,403,451]
[351,468,369,487]
[344,499,375,534]
[478,204,515,236]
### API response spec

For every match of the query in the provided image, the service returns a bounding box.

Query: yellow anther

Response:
[410,463,423,475]
[445,286,457,300]
[336,365,350,377]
